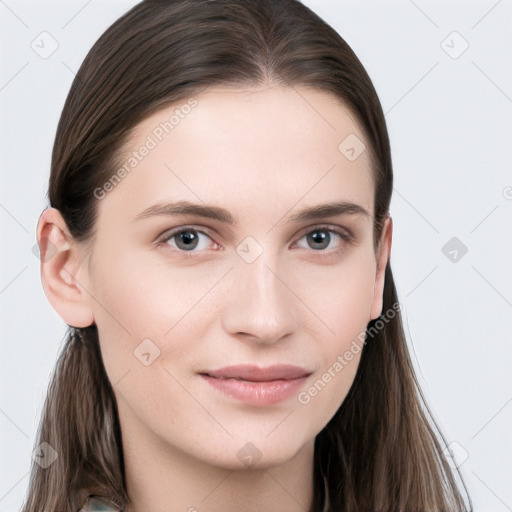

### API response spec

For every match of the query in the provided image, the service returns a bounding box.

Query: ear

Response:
[36,207,95,328]
[369,215,393,321]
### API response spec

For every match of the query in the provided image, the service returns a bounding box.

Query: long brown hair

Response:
[23,0,472,510]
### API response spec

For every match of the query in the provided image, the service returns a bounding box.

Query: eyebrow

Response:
[133,199,370,224]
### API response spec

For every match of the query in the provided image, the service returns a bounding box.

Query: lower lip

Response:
[200,374,309,406]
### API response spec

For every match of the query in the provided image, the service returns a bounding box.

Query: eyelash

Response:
[155,224,353,258]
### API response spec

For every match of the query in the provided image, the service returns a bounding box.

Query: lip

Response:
[201,364,311,381]
[199,364,312,406]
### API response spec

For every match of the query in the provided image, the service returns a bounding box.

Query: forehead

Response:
[99,86,374,226]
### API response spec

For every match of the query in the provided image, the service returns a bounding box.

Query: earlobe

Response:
[36,207,95,328]
[369,216,393,321]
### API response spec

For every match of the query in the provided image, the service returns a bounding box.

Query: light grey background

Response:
[1,1,511,511]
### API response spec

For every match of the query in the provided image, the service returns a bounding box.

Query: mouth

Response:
[198,364,312,405]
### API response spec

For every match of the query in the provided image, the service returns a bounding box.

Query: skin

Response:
[37,85,392,512]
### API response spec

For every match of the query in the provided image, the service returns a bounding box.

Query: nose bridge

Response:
[221,241,298,344]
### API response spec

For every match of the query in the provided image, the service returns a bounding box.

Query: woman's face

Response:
[80,85,390,470]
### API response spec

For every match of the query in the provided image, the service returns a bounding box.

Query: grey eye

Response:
[164,229,212,251]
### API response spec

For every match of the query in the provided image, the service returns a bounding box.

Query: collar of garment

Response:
[78,494,124,511]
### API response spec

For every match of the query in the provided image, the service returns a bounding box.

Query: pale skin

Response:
[37,85,392,512]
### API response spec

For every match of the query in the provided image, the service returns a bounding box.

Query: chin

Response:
[193,437,311,472]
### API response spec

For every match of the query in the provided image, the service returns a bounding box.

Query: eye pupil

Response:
[308,230,330,250]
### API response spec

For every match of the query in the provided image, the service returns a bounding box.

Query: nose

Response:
[221,251,299,346]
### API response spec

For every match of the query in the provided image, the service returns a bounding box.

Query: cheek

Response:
[89,253,213,436]
[299,247,377,339]
[296,251,376,410]
[89,244,224,381]
[92,236,200,328]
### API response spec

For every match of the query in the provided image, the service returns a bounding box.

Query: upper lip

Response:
[200,364,311,382]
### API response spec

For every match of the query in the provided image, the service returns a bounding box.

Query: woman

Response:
[24,0,472,511]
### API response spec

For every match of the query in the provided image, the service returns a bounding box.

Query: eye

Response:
[294,226,351,252]
[157,227,217,254]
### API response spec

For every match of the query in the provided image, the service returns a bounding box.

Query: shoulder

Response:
[78,495,123,512]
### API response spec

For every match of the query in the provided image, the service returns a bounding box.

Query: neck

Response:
[117,397,316,512]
